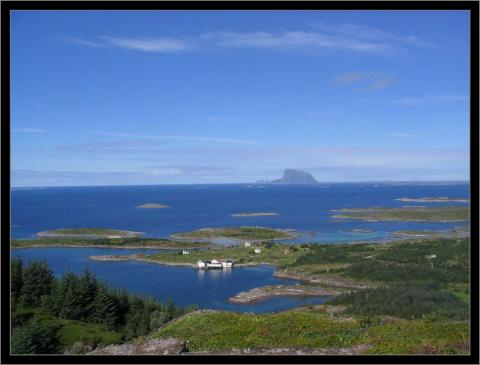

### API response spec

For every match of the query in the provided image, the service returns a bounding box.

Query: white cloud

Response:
[203,31,385,52]
[13,128,46,134]
[64,20,438,55]
[100,35,193,52]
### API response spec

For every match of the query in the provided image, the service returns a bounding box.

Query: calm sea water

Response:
[11,247,331,313]
[10,183,469,312]
[12,183,469,242]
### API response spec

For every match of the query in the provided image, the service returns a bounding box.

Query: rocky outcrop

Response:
[88,338,186,355]
[271,169,318,184]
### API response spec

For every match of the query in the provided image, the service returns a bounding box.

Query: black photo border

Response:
[1,1,479,364]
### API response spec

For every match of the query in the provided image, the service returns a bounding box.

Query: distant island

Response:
[395,197,469,203]
[37,228,144,239]
[137,203,171,208]
[231,212,279,217]
[170,226,296,241]
[332,206,469,222]
[270,169,318,184]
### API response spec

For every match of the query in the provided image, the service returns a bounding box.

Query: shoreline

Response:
[227,284,338,304]
[11,243,213,250]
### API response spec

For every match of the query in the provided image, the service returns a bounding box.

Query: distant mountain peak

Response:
[271,169,318,184]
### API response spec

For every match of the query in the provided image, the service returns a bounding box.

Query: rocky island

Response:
[170,226,296,241]
[231,212,279,217]
[37,228,143,239]
[332,206,469,222]
[137,203,171,208]
[271,169,318,184]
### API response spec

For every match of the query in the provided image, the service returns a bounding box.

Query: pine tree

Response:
[11,258,23,306]
[11,321,60,354]
[21,261,54,307]
[90,286,118,330]
[55,272,82,320]
[78,269,97,320]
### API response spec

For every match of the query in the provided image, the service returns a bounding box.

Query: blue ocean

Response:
[11,183,469,312]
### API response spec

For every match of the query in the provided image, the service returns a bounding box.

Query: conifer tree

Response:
[90,286,118,330]
[21,261,54,307]
[11,258,23,305]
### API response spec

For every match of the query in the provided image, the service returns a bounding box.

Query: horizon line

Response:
[11,180,470,189]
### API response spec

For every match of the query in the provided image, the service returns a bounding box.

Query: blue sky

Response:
[11,10,470,186]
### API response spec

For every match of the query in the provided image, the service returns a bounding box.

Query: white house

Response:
[244,241,252,247]
[182,250,190,255]
[254,248,262,254]
[197,260,206,269]
[206,259,223,269]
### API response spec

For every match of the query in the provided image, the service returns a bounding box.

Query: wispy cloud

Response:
[92,132,258,145]
[203,31,385,52]
[61,34,193,53]
[63,20,438,55]
[335,72,396,91]
[100,35,193,52]
[393,94,468,106]
[312,21,442,51]
[13,128,46,134]
[58,36,104,48]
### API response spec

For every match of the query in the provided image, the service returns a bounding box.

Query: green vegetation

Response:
[153,310,469,354]
[332,283,468,320]
[37,227,142,238]
[11,259,194,354]
[11,237,210,249]
[171,226,294,241]
[332,206,469,222]
[135,242,308,266]
[283,238,470,321]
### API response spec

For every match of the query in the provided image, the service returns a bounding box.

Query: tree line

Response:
[11,258,195,354]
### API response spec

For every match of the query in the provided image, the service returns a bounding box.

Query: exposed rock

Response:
[88,338,186,355]
[271,169,318,184]
[228,284,337,304]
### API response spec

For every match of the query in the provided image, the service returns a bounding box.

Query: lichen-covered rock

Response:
[89,338,186,355]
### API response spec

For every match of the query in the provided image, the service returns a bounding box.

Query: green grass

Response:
[139,242,307,266]
[11,237,211,248]
[171,226,293,240]
[152,310,469,354]
[333,206,469,222]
